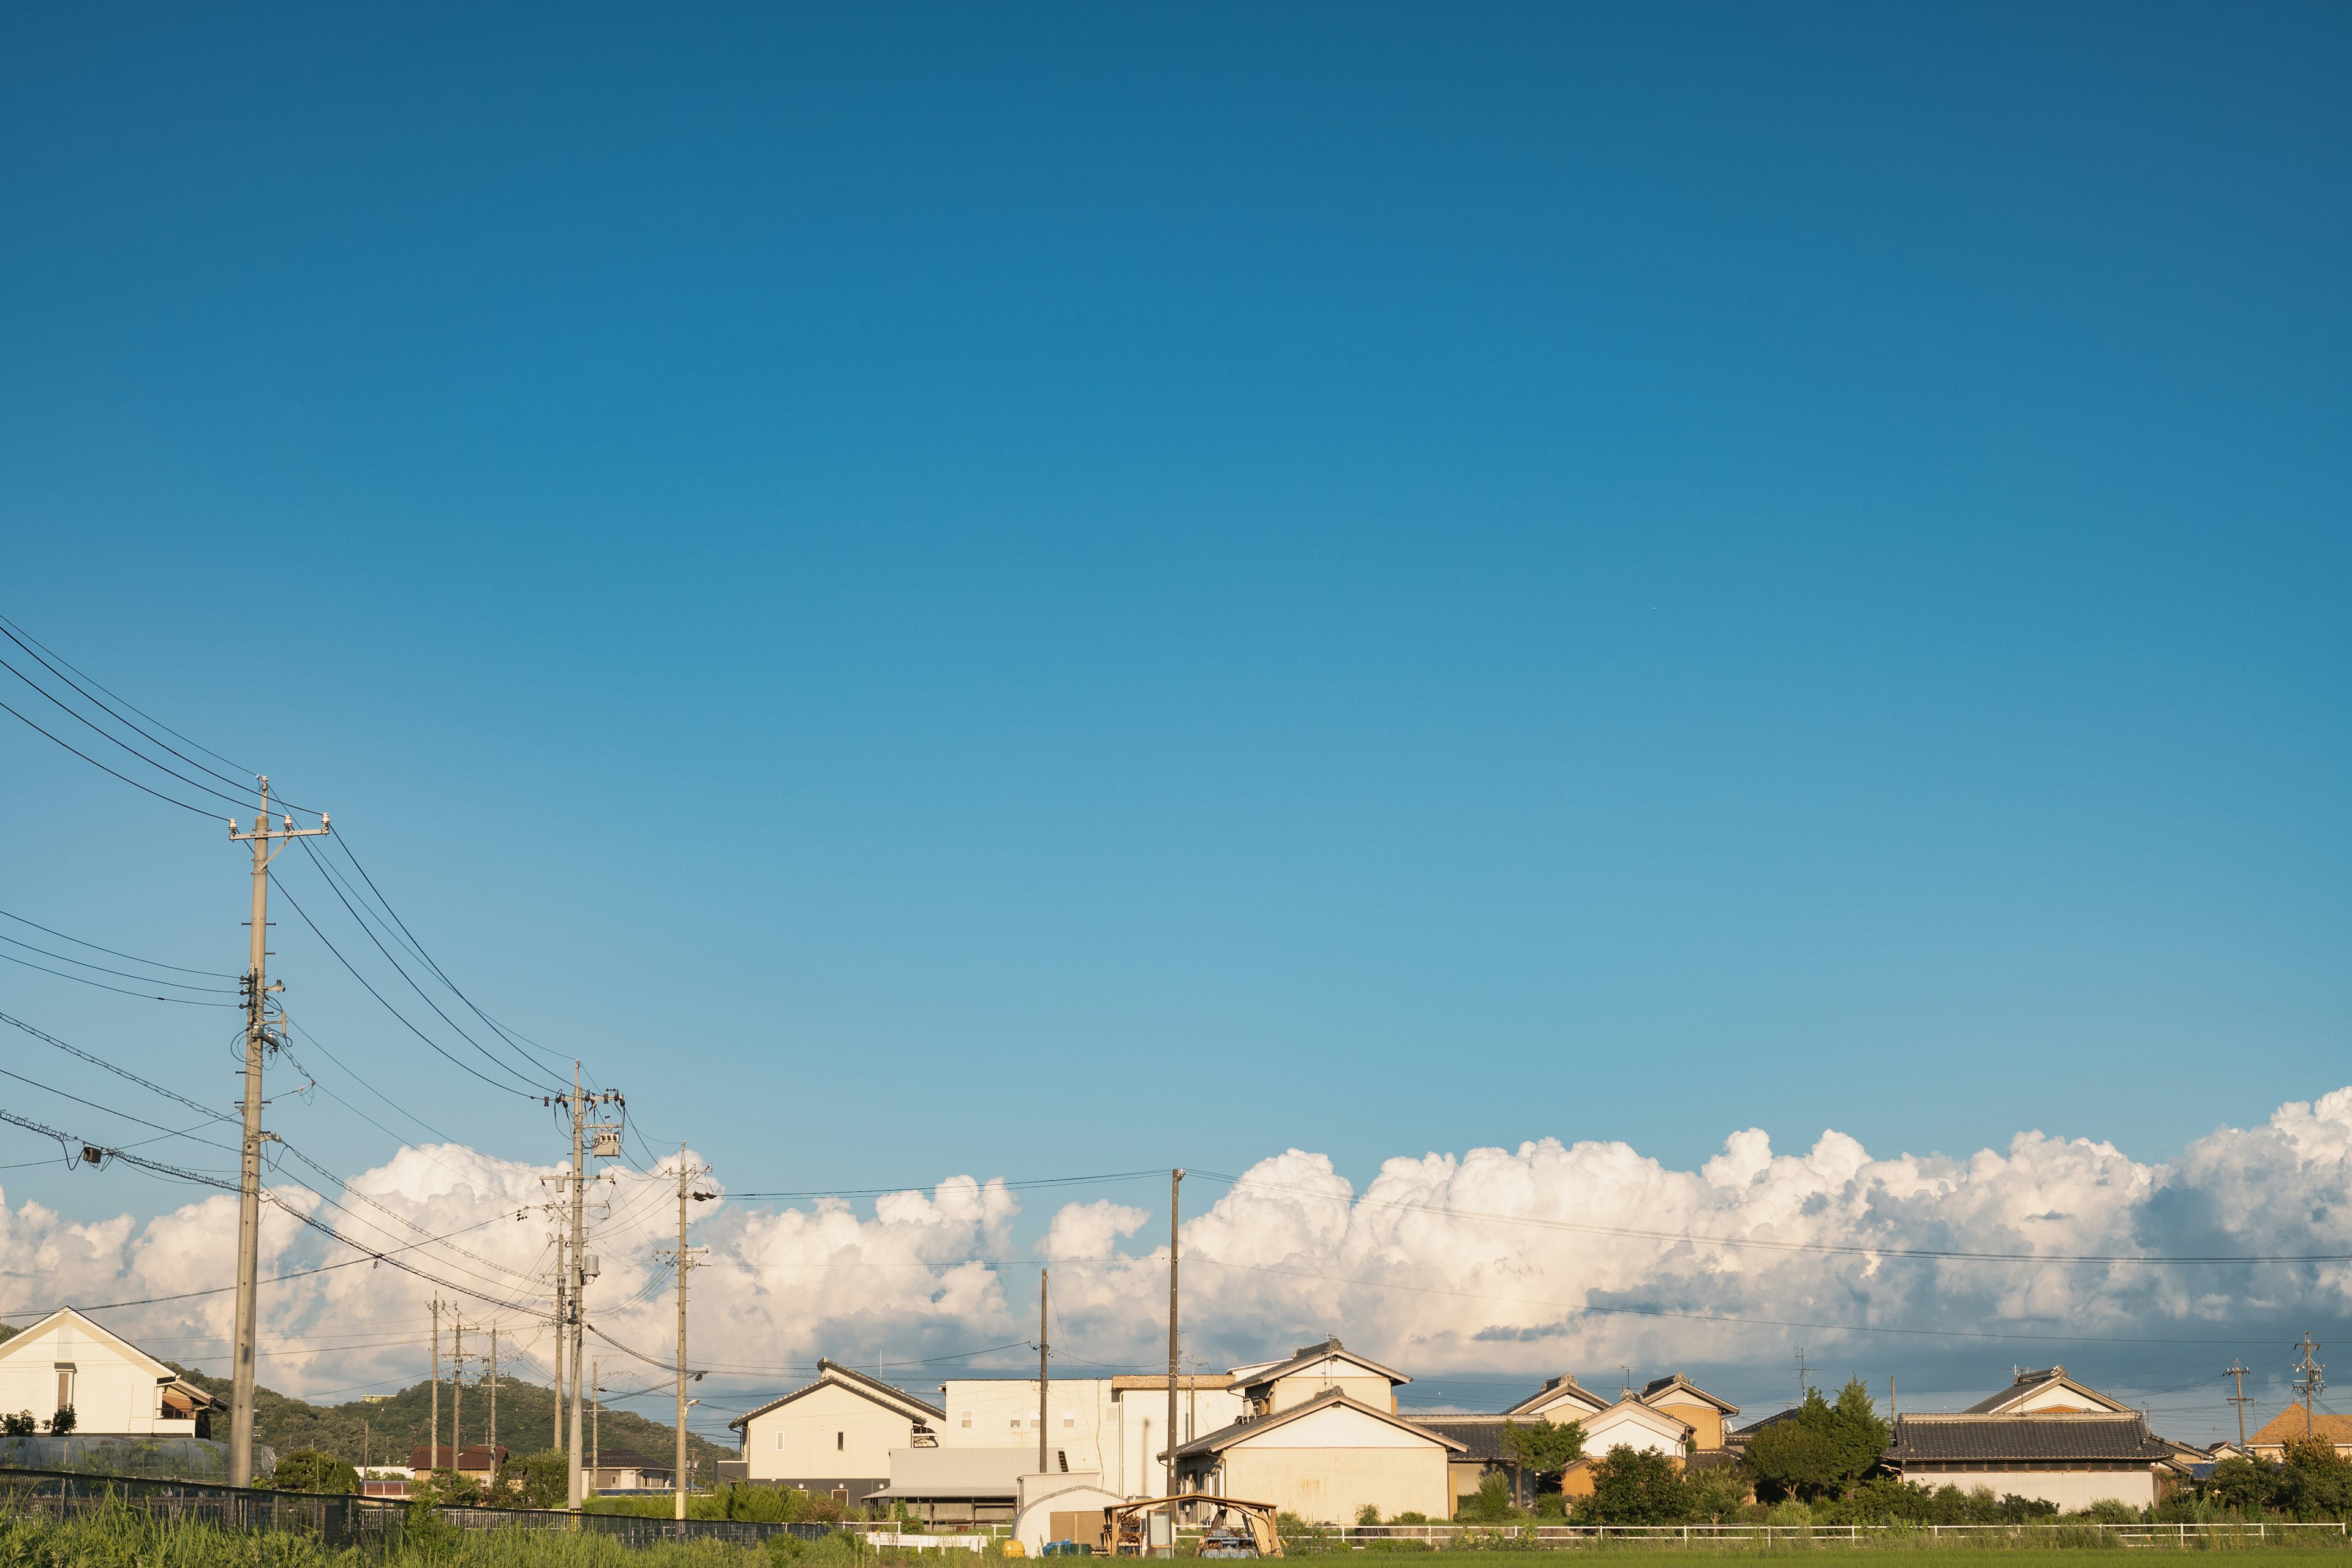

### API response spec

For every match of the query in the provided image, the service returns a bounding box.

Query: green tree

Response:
[1499,1416,1586,1498]
[2273,1436,2352,1520]
[1572,1445,1689,1525]
[271,1449,359,1493]
[496,1449,570,1510]
[1743,1381,1888,1503]
[2207,1456,2271,1513]
[47,1404,75,1435]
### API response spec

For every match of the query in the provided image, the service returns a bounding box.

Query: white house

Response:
[0,1309,217,1436]
[1556,1398,1695,1498]
[728,1359,943,1506]
[932,1374,1243,1498]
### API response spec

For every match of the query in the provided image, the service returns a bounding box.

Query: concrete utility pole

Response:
[490,1327,499,1459]
[1039,1269,1051,1476]
[225,777,328,1487]
[665,1145,710,1523]
[592,1357,601,1489]
[2294,1336,2324,1439]
[1794,1347,1813,1401]
[2225,1362,2252,1448]
[560,1064,622,1512]
[431,1300,444,1472]
[1167,1168,1182,1498]
[454,1313,466,1458]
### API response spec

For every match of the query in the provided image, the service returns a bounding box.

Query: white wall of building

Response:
[737,1380,920,1487]
[935,1379,1244,1499]
[0,1312,185,1435]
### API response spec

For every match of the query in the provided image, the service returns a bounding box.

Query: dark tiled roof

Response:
[1228,1336,1410,1392]
[1890,1414,2171,1465]
[1411,1416,1511,1461]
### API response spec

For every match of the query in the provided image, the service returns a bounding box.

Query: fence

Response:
[0,1468,838,1549]
[1293,1520,2352,1549]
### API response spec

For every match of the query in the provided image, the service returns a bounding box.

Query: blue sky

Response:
[1,2,2347,1240]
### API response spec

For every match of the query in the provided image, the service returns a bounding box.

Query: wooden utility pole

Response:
[1167,1169,1182,1498]
[2225,1362,2252,1448]
[225,778,328,1486]
[1039,1269,1051,1475]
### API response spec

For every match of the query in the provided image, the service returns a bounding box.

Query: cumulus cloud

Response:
[5,1090,2348,1414]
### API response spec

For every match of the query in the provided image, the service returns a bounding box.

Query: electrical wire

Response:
[0,946,243,1006]
[1,1009,234,1125]
[266,873,542,1099]
[0,693,219,816]
[0,611,292,805]
[0,907,235,978]
[0,931,237,992]
[274,862,560,1097]
[0,648,265,816]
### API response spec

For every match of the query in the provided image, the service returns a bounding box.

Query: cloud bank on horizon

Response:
[2,1089,2346,1410]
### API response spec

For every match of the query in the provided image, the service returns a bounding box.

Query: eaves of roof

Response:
[1175,1391,1468,1460]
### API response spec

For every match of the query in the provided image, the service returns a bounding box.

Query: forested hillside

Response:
[165,1366,733,1474]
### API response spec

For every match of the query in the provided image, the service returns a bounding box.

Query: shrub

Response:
[270,1449,359,1494]
[2,1411,34,1436]
[47,1404,75,1435]
[1455,1474,1521,1523]
[1569,1446,1687,1525]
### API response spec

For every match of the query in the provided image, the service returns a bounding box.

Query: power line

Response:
[276,859,560,1096]
[0,932,237,993]
[0,907,234,978]
[265,873,542,1099]
[0,647,263,816]
[0,611,277,797]
[0,946,242,1006]
[0,693,217,816]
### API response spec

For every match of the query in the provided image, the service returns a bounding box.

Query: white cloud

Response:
[4,1090,2348,1419]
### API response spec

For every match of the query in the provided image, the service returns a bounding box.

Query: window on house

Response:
[1010,1418,1022,1429]
[54,1368,73,1413]
[775,1433,785,1450]
[961,1414,971,1428]
[836,1432,845,1452]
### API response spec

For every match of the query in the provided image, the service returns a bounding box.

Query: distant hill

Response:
[165,1365,734,1476]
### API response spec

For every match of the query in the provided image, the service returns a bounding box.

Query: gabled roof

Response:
[1582,1396,1695,1444]
[728,1357,944,1431]
[1962,1365,2132,1416]
[0,1308,175,1379]
[1501,1374,1610,1418]
[1175,1390,1467,1459]
[1640,1374,1740,1416]
[1889,1413,2173,1465]
[1227,1337,1410,1392]
[2248,1409,2352,1447]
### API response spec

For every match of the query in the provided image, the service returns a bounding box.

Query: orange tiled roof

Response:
[2248,1409,2352,1447]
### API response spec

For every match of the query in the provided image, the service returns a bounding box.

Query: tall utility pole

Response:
[1038,1269,1051,1476]
[430,1300,445,1471]
[662,1145,710,1523]
[2225,1362,2253,1448]
[225,778,328,1487]
[489,1327,500,1459]
[1166,1168,1182,1498]
[1794,1347,1814,1401]
[453,1313,466,1458]
[592,1357,601,1487]
[559,1064,622,1512]
[2294,1336,2324,1439]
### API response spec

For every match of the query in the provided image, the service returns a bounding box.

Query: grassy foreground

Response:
[1,1506,2349,1568]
